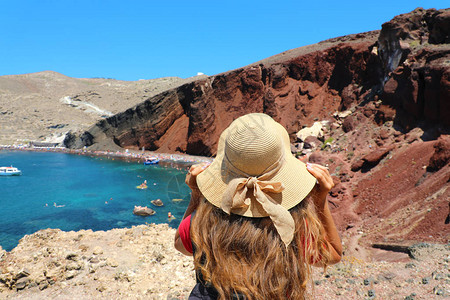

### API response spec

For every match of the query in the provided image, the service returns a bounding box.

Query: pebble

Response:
[15,278,30,290]
[433,286,445,295]
[65,252,78,261]
[422,277,430,284]
[89,256,100,264]
[432,272,444,280]
[346,279,356,284]
[92,246,103,255]
[405,263,416,268]
[107,258,119,267]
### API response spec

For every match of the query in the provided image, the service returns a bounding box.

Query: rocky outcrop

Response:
[132,206,156,216]
[379,8,450,129]
[350,145,395,172]
[68,8,449,157]
[428,135,450,171]
[65,89,191,153]
[0,225,196,299]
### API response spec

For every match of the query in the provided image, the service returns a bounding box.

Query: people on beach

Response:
[174,113,342,299]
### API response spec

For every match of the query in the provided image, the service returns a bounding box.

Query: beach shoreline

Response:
[0,145,214,167]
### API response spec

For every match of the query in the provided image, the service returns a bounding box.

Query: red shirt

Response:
[179,214,194,254]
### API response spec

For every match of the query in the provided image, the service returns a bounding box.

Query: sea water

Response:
[0,150,192,251]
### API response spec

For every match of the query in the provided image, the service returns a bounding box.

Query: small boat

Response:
[143,156,160,165]
[0,166,22,176]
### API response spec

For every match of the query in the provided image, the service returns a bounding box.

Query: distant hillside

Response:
[0,71,205,145]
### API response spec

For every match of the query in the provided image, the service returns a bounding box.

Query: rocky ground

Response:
[0,224,448,299]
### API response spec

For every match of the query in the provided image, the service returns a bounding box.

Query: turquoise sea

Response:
[0,150,192,251]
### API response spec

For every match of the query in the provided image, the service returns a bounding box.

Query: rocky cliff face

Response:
[68,31,382,154]
[379,8,450,129]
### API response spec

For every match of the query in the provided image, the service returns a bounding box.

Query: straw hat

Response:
[196,113,316,246]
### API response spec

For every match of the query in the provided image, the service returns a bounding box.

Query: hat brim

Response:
[196,115,317,218]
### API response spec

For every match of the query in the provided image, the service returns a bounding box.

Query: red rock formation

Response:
[71,31,382,155]
[428,135,450,171]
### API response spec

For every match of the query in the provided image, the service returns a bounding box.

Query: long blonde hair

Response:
[191,189,332,299]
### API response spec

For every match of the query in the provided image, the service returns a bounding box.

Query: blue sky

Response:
[0,1,448,81]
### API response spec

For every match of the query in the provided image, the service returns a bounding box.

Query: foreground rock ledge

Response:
[0,225,196,299]
[1,225,449,299]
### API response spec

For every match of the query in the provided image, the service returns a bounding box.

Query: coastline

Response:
[0,145,214,167]
[0,144,212,250]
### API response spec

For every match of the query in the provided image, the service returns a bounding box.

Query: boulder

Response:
[303,136,321,150]
[308,151,327,165]
[428,135,450,171]
[296,122,323,142]
[133,206,156,217]
[351,146,394,172]
[15,277,30,291]
[342,116,355,133]
[151,199,164,207]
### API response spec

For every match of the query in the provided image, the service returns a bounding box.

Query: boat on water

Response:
[143,156,160,165]
[0,166,22,176]
[137,180,148,189]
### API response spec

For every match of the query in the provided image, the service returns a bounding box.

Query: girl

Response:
[175,113,342,299]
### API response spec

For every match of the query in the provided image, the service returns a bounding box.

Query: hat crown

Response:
[224,117,283,176]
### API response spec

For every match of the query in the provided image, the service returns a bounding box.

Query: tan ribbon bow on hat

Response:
[221,155,296,247]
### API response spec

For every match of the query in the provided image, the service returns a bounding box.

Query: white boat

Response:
[143,156,160,165]
[0,166,22,176]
